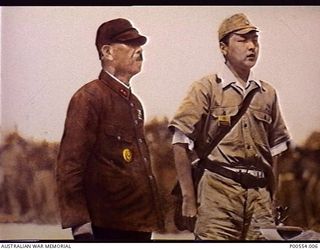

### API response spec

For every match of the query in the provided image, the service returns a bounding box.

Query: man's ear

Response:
[101,45,113,60]
[219,41,228,57]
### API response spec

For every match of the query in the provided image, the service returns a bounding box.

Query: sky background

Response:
[1,6,320,145]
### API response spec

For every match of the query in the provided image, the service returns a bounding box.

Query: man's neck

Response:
[114,73,131,85]
[103,66,131,87]
[226,62,250,87]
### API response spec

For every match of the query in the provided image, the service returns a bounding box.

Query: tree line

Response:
[0,117,319,232]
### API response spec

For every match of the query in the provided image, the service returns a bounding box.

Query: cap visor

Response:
[115,30,147,45]
[123,36,147,46]
[234,27,259,35]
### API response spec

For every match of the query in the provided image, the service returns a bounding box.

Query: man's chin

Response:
[131,69,142,77]
[245,61,257,69]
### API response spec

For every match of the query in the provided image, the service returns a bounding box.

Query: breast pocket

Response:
[250,109,272,146]
[102,126,135,164]
[208,106,240,143]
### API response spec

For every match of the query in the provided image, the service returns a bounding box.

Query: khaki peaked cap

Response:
[218,13,259,41]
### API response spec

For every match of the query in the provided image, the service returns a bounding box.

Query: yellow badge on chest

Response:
[122,148,133,163]
[218,115,231,127]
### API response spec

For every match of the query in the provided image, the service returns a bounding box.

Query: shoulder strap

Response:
[197,86,259,160]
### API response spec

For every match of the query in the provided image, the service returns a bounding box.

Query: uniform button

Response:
[148,175,153,180]
[117,136,121,140]
[144,157,148,162]
[130,103,134,107]
[120,89,128,97]
[134,120,139,125]
[138,138,143,143]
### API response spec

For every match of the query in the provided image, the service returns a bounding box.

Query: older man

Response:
[169,13,290,240]
[57,18,164,241]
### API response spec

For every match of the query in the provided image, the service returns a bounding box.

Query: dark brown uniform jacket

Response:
[56,70,164,232]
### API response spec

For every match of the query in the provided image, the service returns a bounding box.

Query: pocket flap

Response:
[211,106,239,117]
[104,126,134,142]
[252,110,272,124]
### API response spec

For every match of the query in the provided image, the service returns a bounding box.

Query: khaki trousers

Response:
[194,170,274,240]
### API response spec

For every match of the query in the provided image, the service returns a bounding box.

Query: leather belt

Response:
[199,159,267,189]
[224,166,265,179]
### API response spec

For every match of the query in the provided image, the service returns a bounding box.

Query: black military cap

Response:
[96,18,147,54]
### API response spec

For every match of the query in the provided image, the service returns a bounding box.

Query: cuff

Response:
[72,222,93,236]
[172,128,194,151]
[271,140,289,157]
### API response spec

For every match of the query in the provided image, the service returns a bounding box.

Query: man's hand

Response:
[182,195,197,217]
[72,222,94,241]
[173,143,198,232]
[181,195,197,232]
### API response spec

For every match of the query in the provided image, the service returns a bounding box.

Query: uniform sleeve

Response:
[172,128,195,150]
[56,90,99,229]
[269,91,291,151]
[169,79,211,141]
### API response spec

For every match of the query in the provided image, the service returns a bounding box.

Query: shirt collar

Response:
[104,70,131,90]
[218,63,262,90]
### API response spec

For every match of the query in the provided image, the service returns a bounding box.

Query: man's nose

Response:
[135,47,143,54]
[247,40,256,50]
[135,47,143,60]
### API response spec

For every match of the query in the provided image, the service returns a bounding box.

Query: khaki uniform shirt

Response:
[169,65,290,172]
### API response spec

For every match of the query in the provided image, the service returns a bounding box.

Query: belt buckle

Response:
[227,166,265,179]
[257,171,265,179]
[250,170,264,179]
[247,169,255,177]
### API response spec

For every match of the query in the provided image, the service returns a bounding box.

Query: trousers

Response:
[92,226,152,242]
[194,170,274,240]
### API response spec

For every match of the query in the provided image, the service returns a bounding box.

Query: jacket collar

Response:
[99,70,131,100]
